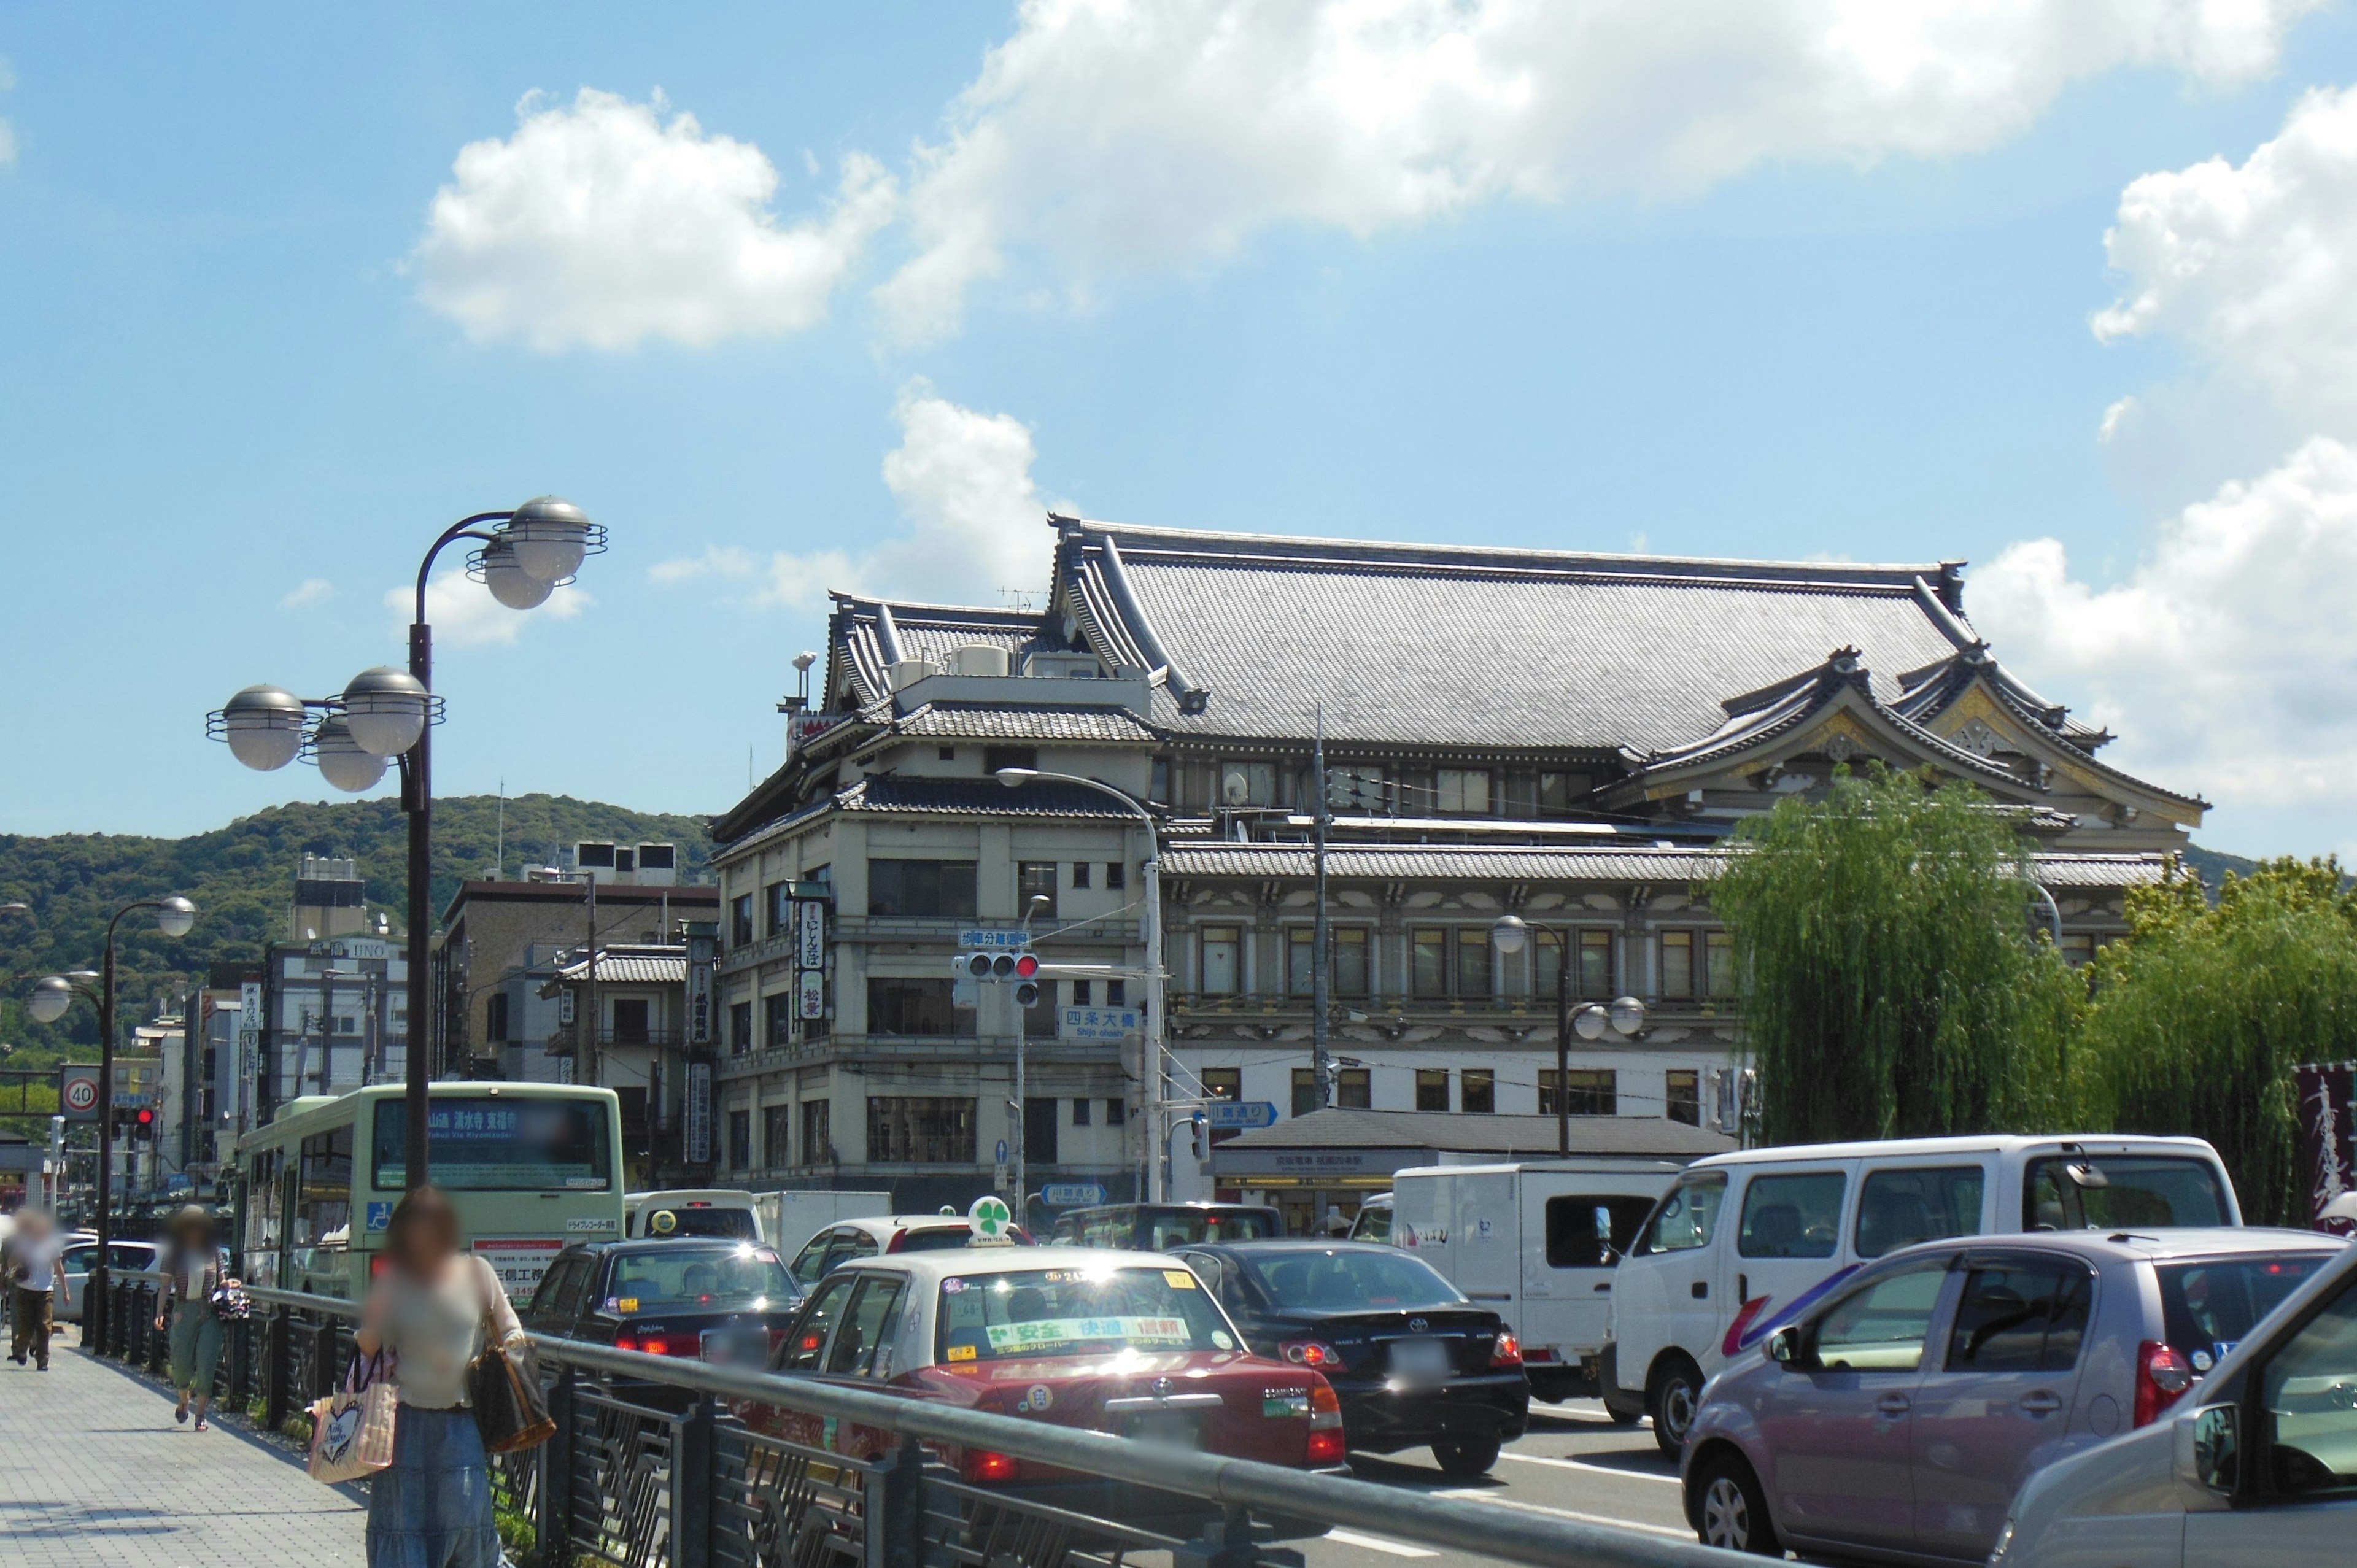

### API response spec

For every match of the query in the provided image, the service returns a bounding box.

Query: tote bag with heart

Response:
[309,1349,399,1485]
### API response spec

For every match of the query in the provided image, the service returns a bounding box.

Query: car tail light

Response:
[2134,1340,2194,1427]
[1490,1332,1523,1370]
[961,1450,1020,1483]
[1306,1381,1344,1464]
[1280,1341,1340,1368]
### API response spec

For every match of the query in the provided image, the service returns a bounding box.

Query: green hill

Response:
[0,794,714,1068]
[2181,842,2261,894]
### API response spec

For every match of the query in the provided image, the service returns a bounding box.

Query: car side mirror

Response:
[2174,1404,2238,1494]
[1767,1326,1806,1367]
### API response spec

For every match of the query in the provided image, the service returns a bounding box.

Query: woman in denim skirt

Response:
[355,1188,523,1568]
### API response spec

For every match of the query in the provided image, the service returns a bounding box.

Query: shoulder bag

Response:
[466,1257,555,1454]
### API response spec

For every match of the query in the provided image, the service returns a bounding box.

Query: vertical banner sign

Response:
[685,932,715,1048]
[2296,1062,2356,1232]
[238,979,263,1082]
[796,899,827,1021]
[684,1060,714,1165]
[797,969,826,1021]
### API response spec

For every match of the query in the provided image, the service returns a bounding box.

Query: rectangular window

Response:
[1199,927,1242,995]
[1150,758,1171,805]
[729,1001,753,1056]
[1105,979,1126,1006]
[867,859,979,918]
[1070,862,1091,890]
[1540,1068,1617,1116]
[2059,933,2096,968]
[1544,1194,1658,1269]
[1577,930,1614,999]
[1017,861,1059,920]
[1287,929,1315,997]
[1435,768,1492,816]
[1854,1166,1986,1258]
[866,1097,977,1163]
[1218,761,1277,806]
[767,881,794,936]
[296,1126,354,1251]
[1415,1068,1450,1112]
[1639,1173,1725,1255]
[983,746,1038,775]
[1200,1068,1241,1102]
[938,746,956,761]
[765,994,794,1049]
[1071,1097,1092,1127]
[865,979,972,1037]
[1291,1068,1322,1117]
[484,992,509,1044]
[373,1095,611,1191]
[1737,1170,1848,1259]
[1535,929,1562,999]
[1537,773,1588,817]
[730,894,754,948]
[1666,1068,1701,1127]
[1070,980,1092,1008]
[1105,1099,1124,1126]
[1455,927,1491,1001]
[1331,927,1369,997]
[1660,930,1694,998]
[1024,1098,1060,1165]
[1460,1068,1495,1114]
[1412,929,1448,998]
[762,1103,793,1168]
[728,1110,751,1171]
[1105,861,1126,890]
[1706,931,1735,997]
[801,1099,832,1164]
[1336,1068,1371,1109]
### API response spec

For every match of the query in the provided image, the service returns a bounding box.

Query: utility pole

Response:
[1310,702,1333,1233]
[584,875,600,1087]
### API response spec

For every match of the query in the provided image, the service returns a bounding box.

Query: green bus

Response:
[236,1082,625,1300]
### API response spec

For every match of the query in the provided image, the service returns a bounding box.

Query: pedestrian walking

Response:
[7,1211,68,1370]
[155,1204,231,1431]
[354,1186,522,1568]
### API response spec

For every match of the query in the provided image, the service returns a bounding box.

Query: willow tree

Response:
[2080,858,2357,1226]
[1712,765,2079,1145]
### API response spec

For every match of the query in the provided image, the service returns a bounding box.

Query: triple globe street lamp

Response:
[1490,913,1646,1159]
[207,497,602,1189]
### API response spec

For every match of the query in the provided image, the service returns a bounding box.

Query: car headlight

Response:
[1985,1514,2016,1565]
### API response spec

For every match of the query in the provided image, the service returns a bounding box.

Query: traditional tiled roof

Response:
[827,597,1064,709]
[1212,1106,1736,1158]
[886,703,1158,744]
[549,947,686,985]
[1159,840,2175,890]
[836,774,1144,819]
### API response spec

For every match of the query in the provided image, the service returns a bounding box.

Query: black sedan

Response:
[1169,1240,1527,1477]
[522,1238,803,1396]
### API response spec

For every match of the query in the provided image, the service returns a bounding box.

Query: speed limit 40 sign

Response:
[58,1064,101,1122]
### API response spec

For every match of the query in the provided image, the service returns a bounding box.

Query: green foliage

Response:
[2077,857,2357,1226]
[0,794,711,1072]
[1713,765,2080,1145]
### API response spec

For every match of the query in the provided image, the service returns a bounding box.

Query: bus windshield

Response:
[373,1097,613,1191]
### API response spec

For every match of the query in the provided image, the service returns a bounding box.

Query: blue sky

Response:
[7,3,2357,859]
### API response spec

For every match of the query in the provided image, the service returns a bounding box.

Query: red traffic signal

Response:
[136,1108,153,1126]
[1012,953,1039,979]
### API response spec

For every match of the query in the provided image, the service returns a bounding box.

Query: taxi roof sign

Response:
[967,1194,1016,1245]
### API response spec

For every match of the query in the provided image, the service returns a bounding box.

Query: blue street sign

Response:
[1041,1182,1109,1208]
[1205,1100,1279,1129]
[995,1139,1010,1163]
[959,929,1029,949]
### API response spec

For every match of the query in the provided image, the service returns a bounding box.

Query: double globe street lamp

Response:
[1490,913,1646,1158]
[207,498,602,1189]
[28,894,198,1319]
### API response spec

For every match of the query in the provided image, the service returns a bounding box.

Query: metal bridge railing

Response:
[101,1276,1743,1568]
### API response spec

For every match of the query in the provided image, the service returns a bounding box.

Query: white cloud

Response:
[390,570,591,648]
[878,0,2317,339]
[1972,436,2357,811]
[2096,84,2357,429]
[652,382,1051,610]
[413,88,897,351]
[2097,396,2139,443]
[279,578,334,609]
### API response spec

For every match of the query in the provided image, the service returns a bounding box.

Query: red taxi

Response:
[733,1249,1344,1526]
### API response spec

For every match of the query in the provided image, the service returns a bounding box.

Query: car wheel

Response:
[1432,1437,1501,1478]
[1604,1404,1639,1427]
[1689,1450,1779,1556]
[1647,1356,1703,1457]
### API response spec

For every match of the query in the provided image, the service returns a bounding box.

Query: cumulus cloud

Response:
[2096,84,2357,428]
[878,0,2317,339]
[414,88,897,351]
[279,578,334,609]
[391,570,591,648]
[1972,437,2357,811]
[652,383,1051,609]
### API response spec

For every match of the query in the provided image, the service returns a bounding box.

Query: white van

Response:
[623,1188,763,1241]
[1609,1134,2241,1453]
[1395,1161,1687,1404]
[753,1189,892,1258]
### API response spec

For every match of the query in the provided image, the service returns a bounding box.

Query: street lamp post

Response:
[1490,914,1645,1158]
[994,768,1168,1200]
[210,498,600,1189]
[28,895,196,1327]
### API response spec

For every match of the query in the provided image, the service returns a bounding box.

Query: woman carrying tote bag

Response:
[355,1188,524,1568]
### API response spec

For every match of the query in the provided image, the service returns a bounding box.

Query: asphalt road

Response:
[1296,1399,1694,1567]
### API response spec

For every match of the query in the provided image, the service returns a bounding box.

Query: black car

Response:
[523,1238,803,1396]
[1048,1202,1282,1250]
[1171,1240,1528,1477]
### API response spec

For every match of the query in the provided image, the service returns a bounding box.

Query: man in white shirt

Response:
[8,1210,69,1370]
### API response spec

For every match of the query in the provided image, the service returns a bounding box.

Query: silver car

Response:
[57,1238,161,1324]
[1679,1227,2341,1562]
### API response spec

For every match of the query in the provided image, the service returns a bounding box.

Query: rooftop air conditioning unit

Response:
[635,844,678,887]
[948,644,1010,677]
[889,657,942,692]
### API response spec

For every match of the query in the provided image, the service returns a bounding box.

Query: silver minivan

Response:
[1680,1227,2341,1562]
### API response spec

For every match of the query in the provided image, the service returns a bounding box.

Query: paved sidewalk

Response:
[0,1333,365,1567]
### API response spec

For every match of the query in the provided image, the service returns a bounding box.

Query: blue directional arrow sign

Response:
[1204,1100,1279,1129]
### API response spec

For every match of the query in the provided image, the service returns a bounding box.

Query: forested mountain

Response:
[0,794,713,1066]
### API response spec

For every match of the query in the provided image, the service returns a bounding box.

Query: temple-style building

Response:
[706,518,2204,1229]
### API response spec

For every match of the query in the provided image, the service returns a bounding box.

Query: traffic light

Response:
[951,951,1041,1007]
[132,1106,155,1143]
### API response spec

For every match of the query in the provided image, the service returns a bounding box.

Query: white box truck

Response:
[753,1190,893,1257]
[1396,1159,1686,1405]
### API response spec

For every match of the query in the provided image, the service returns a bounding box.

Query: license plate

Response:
[701,1329,768,1366]
[1390,1339,1450,1379]
[1123,1412,1202,1449]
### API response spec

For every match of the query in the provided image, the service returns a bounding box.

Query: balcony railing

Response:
[545,1025,688,1055]
[1169,991,1738,1023]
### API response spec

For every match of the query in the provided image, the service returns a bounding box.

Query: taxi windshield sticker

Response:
[611,1297,640,1314]
[984,1316,1191,1351]
[1163,1270,1196,1289]
[946,1344,978,1362]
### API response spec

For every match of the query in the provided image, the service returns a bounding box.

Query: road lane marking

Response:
[1433,1489,1693,1541]
[1325,1528,1438,1557]
[1498,1452,1682,1486]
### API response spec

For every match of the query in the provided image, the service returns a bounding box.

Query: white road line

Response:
[1498,1451,1683,1486]
[1433,1488,1694,1541]
[1324,1528,1439,1558]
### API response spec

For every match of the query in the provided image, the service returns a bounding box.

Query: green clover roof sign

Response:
[968,1194,1013,1241]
